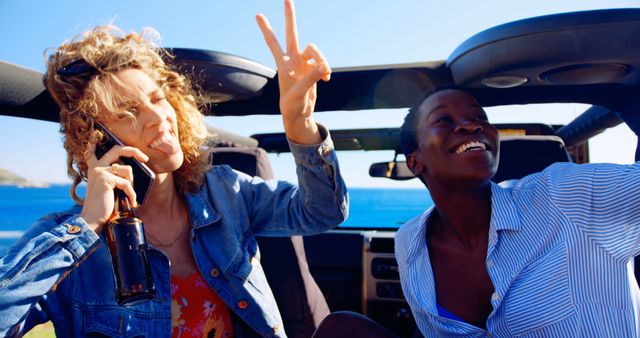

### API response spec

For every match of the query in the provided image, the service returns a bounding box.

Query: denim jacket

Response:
[0,129,348,338]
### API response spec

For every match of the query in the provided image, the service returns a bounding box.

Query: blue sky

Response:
[0,0,638,187]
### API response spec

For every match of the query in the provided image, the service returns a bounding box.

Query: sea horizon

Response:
[0,184,432,255]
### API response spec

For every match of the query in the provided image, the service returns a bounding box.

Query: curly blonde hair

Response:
[44,25,209,203]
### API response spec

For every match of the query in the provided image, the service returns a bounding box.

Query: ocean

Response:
[0,185,432,255]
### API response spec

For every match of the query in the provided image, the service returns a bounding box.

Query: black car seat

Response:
[209,146,330,338]
[492,135,571,183]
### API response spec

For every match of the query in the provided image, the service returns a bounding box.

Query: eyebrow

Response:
[115,97,138,108]
[427,104,445,116]
[116,87,162,107]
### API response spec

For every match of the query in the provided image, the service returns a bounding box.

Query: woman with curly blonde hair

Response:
[0,1,348,337]
[46,25,210,203]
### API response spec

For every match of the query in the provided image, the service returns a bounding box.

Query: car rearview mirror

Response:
[369,161,415,180]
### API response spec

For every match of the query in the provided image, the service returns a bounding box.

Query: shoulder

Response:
[198,165,270,203]
[203,164,254,186]
[537,161,638,183]
[530,161,635,194]
[494,162,595,194]
[490,163,588,209]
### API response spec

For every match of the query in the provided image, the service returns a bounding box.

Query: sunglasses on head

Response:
[56,59,98,82]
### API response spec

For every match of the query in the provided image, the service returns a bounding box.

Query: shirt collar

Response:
[401,207,439,315]
[490,181,522,231]
[404,207,434,264]
[404,182,523,260]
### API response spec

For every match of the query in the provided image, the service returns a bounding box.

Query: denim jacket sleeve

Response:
[0,209,99,337]
[240,125,349,236]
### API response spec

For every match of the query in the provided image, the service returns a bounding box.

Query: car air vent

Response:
[372,257,400,280]
[370,237,395,253]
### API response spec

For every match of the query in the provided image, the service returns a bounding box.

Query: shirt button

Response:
[274,323,279,333]
[209,268,220,277]
[238,300,249,309]
[66,224,81,234]
[491,292,500,301]
[487,260,494,268]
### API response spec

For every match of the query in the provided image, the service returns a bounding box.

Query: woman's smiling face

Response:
[101,68,184,175]
[408,89,500,187]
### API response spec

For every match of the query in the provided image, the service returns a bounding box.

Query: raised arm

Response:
[256,0,331,145]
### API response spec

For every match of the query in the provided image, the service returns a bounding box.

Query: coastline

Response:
[0,181,51,188]
[0,167,51,188]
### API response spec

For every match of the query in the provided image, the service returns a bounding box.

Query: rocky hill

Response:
[0,168,27,184]
[0,168,49,187]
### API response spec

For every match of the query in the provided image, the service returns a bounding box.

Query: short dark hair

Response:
[399,84,465,157]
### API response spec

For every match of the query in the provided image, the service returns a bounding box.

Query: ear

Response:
[406,153,424,177]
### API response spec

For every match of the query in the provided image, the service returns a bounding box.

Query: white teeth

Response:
[455,141,487,154]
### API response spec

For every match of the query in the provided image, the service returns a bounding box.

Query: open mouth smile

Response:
[454,141,490,154]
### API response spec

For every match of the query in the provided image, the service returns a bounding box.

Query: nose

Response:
[141,102,167,127]
[454,119,483,134]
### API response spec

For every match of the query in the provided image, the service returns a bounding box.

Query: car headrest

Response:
[492,135,571,183]
[209,147,275,180]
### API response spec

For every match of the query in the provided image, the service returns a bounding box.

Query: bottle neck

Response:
[114,189,137,219]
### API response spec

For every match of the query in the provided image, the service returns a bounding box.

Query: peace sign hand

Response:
[256,0,331,145]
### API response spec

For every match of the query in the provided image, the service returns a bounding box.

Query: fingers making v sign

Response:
[256,0,331,145]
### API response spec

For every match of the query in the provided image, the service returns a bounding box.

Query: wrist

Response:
[78,213,103,234]
[283,116,321,145]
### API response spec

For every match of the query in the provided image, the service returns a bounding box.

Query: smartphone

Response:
[95,122,156,206]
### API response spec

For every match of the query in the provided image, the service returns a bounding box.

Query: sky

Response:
[0,0,638,188]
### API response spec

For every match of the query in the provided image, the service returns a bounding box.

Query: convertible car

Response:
[2,8,639,338]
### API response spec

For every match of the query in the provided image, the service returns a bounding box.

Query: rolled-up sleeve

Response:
[243,124,349,236]
[0,210,99,336]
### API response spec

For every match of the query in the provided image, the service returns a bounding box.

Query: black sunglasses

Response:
[56,59,98,82]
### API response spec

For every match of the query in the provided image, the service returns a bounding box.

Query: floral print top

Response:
[171,270,234,338]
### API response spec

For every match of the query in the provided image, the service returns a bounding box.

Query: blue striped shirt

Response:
[395,162,640,337]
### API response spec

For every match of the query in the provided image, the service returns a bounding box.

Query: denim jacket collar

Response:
[185,188,221,229]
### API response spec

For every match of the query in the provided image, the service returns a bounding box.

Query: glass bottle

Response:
[105,189,155,305]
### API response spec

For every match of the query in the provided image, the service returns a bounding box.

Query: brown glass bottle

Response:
[105,189,155,305]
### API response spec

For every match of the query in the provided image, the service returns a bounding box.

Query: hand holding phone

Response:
[95,122,156,206]
[96,123,157,305]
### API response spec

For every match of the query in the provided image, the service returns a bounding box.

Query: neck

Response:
[427,180,492,250]
[138,172,184,231]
